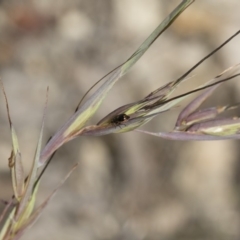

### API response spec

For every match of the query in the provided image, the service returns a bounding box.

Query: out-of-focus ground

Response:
[0,0,240,239]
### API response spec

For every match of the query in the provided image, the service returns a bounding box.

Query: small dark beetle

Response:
[110,113,130,126]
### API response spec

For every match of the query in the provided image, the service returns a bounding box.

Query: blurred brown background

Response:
[0,0,240,239]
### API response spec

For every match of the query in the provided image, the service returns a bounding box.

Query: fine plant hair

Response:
[1,0,240,239]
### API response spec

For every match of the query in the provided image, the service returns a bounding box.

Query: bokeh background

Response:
[0,0,240,239]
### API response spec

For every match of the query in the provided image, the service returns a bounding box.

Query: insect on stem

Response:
[110,113,130,128]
